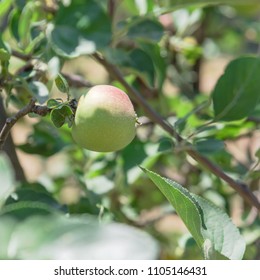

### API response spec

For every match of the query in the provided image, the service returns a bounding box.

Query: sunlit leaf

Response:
[0,153,15,208]
[0,0,12,17]
[0,48,10,62]
[18,2,34,48]
[142,168,246,260]
[47,99,62,109]
[156,0,260,13]
[29,81,49,104]
[55,73,69,94]
[1,215,159,259]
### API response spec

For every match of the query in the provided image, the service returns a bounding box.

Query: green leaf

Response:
[139,42,166,90]
[47,57,61,79]
[103,47,155,87]
[1,215,159,259]
[142,168,205,246]
[18,121,67,157]
[212,57,260,121]
[127,18,164,43]
[129,49,155,86]
[0,153,15,208]
[2,184,66,220]
[47,99,62,109]
[9,9,21,42]
[0,201,59,219]
[103,48,132,66]
[55,73,69,94]
[50,105,73,128]
[155,0,260,13]
[0,48,10,62]
[0,217,17,259]
[193,194,246,260]
[255,148,260,160]
[142,168,246,260]
[49,0,111,58]
[0,0,12,17]
[121,140,165,184]
[18,2,34,48]
[194,138,225,155]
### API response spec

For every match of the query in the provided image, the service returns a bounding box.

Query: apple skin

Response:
[71,85,136,152]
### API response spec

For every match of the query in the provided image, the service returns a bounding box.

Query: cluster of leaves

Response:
[0,0,260,259]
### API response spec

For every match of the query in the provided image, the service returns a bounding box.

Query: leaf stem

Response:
[0,98,50,150]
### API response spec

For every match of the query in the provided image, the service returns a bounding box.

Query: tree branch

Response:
[62,73,93,88]
[0,98,50,150]
[11,50,32,61]
[0,96,26,182]
[108,0,116,19]
[92,52,260,210]
[92,53,183,142]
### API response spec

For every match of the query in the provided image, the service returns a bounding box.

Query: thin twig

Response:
[92,52,260,210]
[92,53,183,142]
[0,96,26,181]
[62,73,93,88]
[11,50,32,61]
[108,0,116,19]
[0,98,50,150]
[11,49,94,89]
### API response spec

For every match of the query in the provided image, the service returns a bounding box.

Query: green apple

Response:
[71,85,137,152]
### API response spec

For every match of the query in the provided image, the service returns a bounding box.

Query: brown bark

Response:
[0,96,26,182]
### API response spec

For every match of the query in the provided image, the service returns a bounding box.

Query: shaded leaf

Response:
[121,140,165,184]
[9,9,21,42]
[3,184,66,220]
[0,201,60,220]
[255,148,260,160]
[139,42,167,90]
[49,0,111,57]
[104,48,155,87]
[103,48,132,66]
[212,57,260,121]
[18,121,67,157]
[127,18,164,43]
[194,138,225,155]
[129,48,155,86]
[50,105,73,128]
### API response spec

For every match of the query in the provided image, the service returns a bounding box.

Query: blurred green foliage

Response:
[0,0,260,260]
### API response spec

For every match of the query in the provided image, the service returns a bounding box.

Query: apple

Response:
[71,85,137,152]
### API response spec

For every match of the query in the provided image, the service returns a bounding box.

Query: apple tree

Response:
[0,0,260,260]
